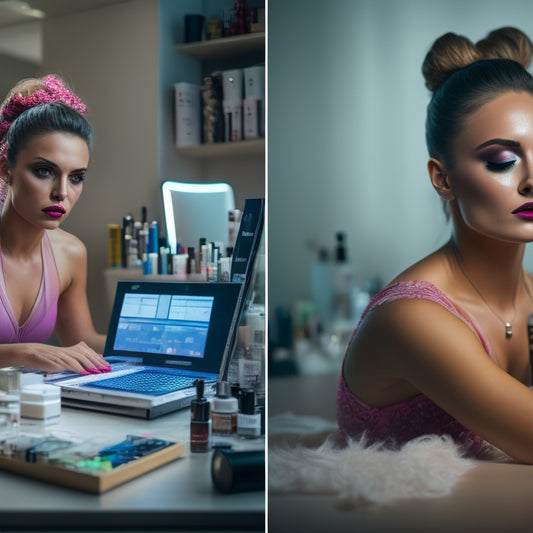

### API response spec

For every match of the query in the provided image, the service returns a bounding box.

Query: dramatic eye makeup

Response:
[31,165,54,179]
[69,171,86,185]
[482,149,518,172]
[29,156,87,184]
[474,139,521,173]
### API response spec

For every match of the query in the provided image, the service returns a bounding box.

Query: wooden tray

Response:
[0,441,185,493]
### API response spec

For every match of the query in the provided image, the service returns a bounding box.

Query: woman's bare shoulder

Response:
[46,228,86,259]
[344,293,488,405]
[351,245,459,365]
[353,293,475,357]
[46,229,87,291]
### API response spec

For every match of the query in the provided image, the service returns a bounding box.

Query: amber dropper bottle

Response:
[190,379,211,452]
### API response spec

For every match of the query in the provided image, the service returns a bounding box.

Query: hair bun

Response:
[422,27,533,92]
[476,27,532,67]
[422,33,481,91]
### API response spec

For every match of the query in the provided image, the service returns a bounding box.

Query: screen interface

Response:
[113,293,214,358]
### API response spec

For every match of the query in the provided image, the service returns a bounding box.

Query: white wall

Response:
[268,0,533,319]
[0,21,42,64]
[41,0,162,332]
[39,0,264,333]
[0,53,39,101]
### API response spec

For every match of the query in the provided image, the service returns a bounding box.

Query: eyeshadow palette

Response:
[0,434,185,493]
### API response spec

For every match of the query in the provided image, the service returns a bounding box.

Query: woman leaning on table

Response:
[337,27,533,464]
[0,74,108,374]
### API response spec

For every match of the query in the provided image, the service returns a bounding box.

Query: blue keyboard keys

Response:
[80,370,197,396]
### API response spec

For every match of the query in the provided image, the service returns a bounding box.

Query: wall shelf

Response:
[177,138,265,158]
[176,32,265,61]
[175,28,265,163]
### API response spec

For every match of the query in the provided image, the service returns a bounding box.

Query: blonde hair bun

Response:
[422,27,533,92]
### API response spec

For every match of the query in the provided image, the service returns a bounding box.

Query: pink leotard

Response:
[0,232,60,342]
[337,280,494,456]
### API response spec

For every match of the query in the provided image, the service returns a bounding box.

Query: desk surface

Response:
[0,405,265,531]
[268,372,533,533]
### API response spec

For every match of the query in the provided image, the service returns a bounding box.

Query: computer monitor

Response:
[161,181,235,254]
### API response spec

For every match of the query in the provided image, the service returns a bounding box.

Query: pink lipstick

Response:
[42,205,66,218]
[512,202,533,219]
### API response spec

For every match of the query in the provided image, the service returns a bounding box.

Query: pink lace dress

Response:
[337,280,494,457]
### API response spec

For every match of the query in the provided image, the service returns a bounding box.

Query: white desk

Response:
[0,406,265,531]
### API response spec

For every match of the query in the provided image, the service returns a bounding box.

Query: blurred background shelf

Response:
[176,32,265,61]
[176,139,265,158]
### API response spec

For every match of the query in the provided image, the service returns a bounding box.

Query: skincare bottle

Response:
[331,231,353,320]
[237,389,261,439]
[211,381,238,436]
[190,379,211,452]
[187,247,196,275]
[148,220,158,254]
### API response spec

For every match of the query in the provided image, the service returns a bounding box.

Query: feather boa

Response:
[269,413,511,504]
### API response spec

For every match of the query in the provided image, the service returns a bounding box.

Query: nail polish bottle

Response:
[190,379,211,452]
[211,381,238,436]
[237,389,261,439]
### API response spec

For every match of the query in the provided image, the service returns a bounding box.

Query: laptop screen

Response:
[113,293,214,358]
[104,281,243,374]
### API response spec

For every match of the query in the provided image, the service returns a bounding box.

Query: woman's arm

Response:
[354,298,533,464]
[0,341,107,373]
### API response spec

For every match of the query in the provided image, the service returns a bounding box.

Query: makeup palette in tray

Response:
[0,434,184,493]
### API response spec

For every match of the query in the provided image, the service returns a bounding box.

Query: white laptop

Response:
[46,280,243,419]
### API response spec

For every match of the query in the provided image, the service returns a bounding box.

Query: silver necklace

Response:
[451,241,517,339]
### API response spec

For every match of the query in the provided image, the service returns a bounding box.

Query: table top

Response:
[268,372,533,533]
[0,404,265,531]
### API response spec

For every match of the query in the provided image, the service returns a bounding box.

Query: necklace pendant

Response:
[505,323,513,339]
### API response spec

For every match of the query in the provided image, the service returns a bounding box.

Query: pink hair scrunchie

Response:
[0,74,87,140]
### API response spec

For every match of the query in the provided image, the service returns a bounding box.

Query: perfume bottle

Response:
[211,381,238,436]
[190,379,211,452]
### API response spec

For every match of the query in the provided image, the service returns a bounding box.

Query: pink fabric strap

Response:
[353,280,493,357]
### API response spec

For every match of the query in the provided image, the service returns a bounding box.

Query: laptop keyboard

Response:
[79,370,197,396]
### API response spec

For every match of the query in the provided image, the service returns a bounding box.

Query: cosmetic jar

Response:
[211,381,238,436]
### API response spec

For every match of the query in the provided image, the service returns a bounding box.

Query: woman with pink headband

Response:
[0,74,109,374]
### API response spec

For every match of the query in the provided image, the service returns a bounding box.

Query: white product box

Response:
[243,98,264,140]
[223,100,243,142]
[244,66,265,100]
[21,383,61,420]
[174,82,201,147]
[222,69,243,104]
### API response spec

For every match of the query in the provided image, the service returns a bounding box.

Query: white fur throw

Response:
[269,413,485,504]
